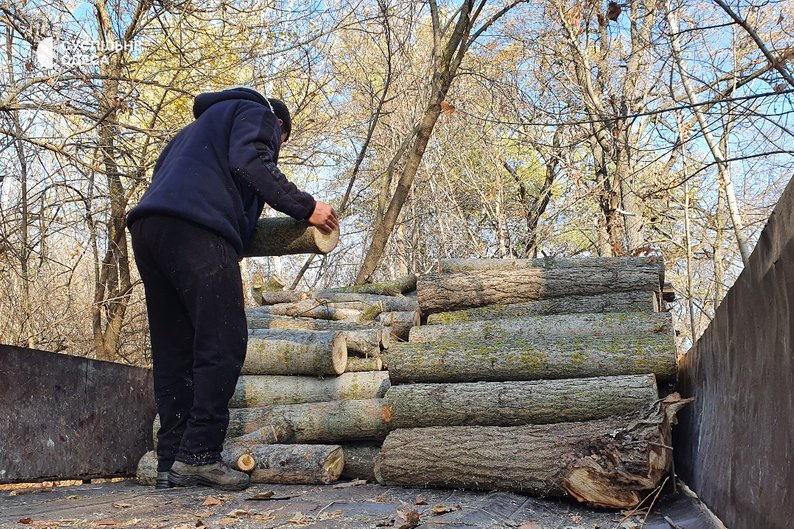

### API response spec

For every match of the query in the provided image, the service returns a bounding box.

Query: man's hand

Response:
[308,201,339,234]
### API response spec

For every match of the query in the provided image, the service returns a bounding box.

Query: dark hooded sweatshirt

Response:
[126,88,316,254]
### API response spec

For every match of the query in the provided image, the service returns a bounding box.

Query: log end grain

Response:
[237,454,256,472]
[331,333,348,375]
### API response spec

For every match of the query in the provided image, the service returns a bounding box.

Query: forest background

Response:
[1,0,792,366]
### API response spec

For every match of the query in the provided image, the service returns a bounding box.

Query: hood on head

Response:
[193,87,268,119]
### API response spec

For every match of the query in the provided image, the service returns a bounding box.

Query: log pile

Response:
[375,256,689,510]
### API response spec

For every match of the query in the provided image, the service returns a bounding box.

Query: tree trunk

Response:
[375,395,692,509]
[230,372,390,408]
[417,268,661,314]
[244,329,347,376]
[324,275,417,296]
[341,443,381,481]
[227,398,392,442]
[387,333,676,383]
[246,315,390,350]
[346,357,383,372]
[314,292,419,312]
[437,256,664,280]
[259,291,312,305]
[411,311,672,343]
[242,217,339,257]
[425,291,657,325]
[385,374,658,428]
[249,300,372,322]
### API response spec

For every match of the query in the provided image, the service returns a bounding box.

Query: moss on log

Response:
[346,357,383,372]
[244,329,347,376]
[425,291,657,325]
[417,268,661,314]
[375,394,691,509]
[385,374,659,428]
[227,398,392,442]
[387,332,676,383]
[243,217,339,257]
[230,371,390,407]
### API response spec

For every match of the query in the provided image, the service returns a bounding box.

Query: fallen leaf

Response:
[18,518,33,524]
[66,495,80,500]
[432,505,453,515]
[370,497,389,503]
[219,518,237,525]
[414,498,427,505]
[254,516,275,521]
[225,509,251,518]
[202,496,222,507]
[112,503,132,510]
[317,509,343,520]
[95,520,120,527]
[518,522,542,529]
[195,511,212,518]
[395,508,421,529]
[332,479,367,489]
[195,520,205,528]
[289,512,312,524]
[248,491,274,500]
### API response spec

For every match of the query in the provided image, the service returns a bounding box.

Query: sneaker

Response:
[168,460,250,491]
[155,471,174,490]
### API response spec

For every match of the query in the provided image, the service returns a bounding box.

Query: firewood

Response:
[245,314,389,352]
[340,443,381,481]
[345,357,383,372]
[259,290,311,305]
[425,291,657,324]
[375,394,692,509]
[242,217,339,257]
[250,300,372,322]
[230,371,390,407]
[244,329,347,376]
[417,268,661,314]
[385,375,659,428]
[377,310,420,341]
[314,292,419,312]
[323,275,417,296]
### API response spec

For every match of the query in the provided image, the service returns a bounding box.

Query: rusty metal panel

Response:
[0,345,155,483]
[675,178,794,529]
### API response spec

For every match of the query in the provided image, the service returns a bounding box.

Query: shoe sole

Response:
[168,470,249,492]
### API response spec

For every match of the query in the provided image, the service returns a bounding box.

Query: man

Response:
[127,87,337,491]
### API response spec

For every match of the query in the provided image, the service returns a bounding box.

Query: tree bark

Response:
[387,333,676,383]
[346,357,383,372]
[246,314,390,350]
[340,443,381,481]
[324,275,417,296]
[385,374,658,428]
[425,291,657,325]
[227,398,392,442]
[410,311,672,343]
[230,372,390,408]
[417,268,661,314]
[242,217,339,257]
[314,292,419,312]
[244,329,347,376]
[375,395,692,509]
[376,310,421,341]
[259,291,312,305]
[437,256,664,281]
[249,300,372,322]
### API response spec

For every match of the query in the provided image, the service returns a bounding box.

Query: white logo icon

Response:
[36,37,55,69]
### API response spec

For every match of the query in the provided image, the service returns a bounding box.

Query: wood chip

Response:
[332,479,367,489]
[18,518,33,525]
[111,503,132,510]
[431,505,453,515]
[414,498,427,505]
[94,520,120,527]
[202,496,222,507]
[248,491,274,500]
[225,509,251,518]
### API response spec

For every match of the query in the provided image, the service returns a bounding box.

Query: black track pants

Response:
[129,215,247,471]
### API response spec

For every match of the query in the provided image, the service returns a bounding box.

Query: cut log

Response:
[387,332,676,383]
[244,329,347,376]
[230,371,390,407]
[242,217,339,257]
[227,399,392,442]
[425,291,657,324]
[385,374,659,428]
[438,256,664,283]
[152,415,293,449]
[375,394,691,509]
[245,314,389,351]
[377,310,420,341]
[340,443,380,481]
[417,268,661,314]
[260,290,312,305]
[410,311,673,343]
[346,357,383,372]
[136,444,344,485]
[250,274,285,305]
[246,444,344,485]
[314,292,420,312]
[251,300,371,322]
[323,275,417,296]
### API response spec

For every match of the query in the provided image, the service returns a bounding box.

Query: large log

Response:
[227,398,392,442]
[244,329,347,376]
[151,415,292,449]
[410,311,673,343]
[425,291,657,324]
[340,443,380,481]
[417,268,661,314]
[260,290,311,305]
[314,292,420,312]
[346,357,383,372]
[375,394,691,509]
[323,275,417,296]
[377,310,421,341]
[243,217,339,257]
[246,314,389,351]
[136,444,343,485]
[251,300,372,322]
[385,375,659,428]
[387,332,676,383]
[230,371,390,407]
